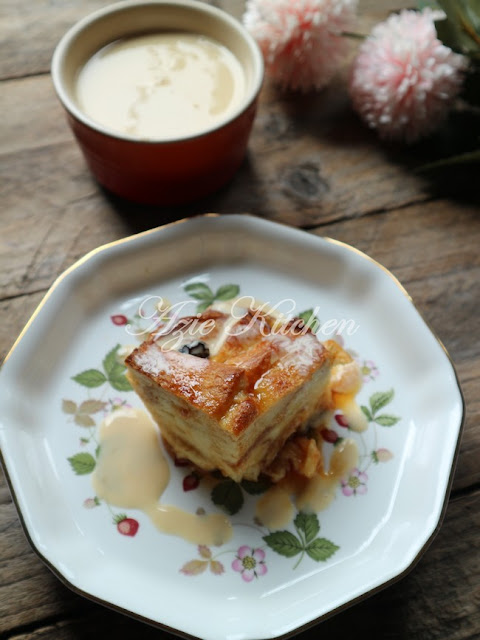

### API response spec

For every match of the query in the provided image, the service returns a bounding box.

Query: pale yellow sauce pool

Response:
[92,409,232,545]
[256,438,359,529]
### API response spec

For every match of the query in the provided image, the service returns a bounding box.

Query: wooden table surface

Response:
[1,1,479,639]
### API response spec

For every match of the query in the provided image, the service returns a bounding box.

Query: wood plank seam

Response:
[303,195,440,230]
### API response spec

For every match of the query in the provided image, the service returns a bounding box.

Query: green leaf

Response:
[211,480,244,515]
[78,399,106,414]
[294,512,320,544]
[72,369,107,388]
[240,478,272,495]
[74,413,95,427]
[435,2,480,58]
[417,0,441,9]
[196,300,212,313]
[184,282,214,301]
[361,405,373,422]
[305,538,339,562]
[113,513,127,524]
[293,511,320,544]
[436,18,480,57]
[68,452,96,475]
[109,373,133,392]
[214,284,240,301]
[95,445,101,458]
[465,0,480,33]
[103,344,126,379]
[263,531,303,558]
[417,148,480,172]
[298,309,320,333]
[369,389,394,416]
[374,414,401,427]
[62,399,77,414]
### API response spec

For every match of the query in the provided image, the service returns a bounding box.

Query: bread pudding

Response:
[124,302,345,482]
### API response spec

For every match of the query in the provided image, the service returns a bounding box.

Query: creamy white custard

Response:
[76,32,246,140]
[93,409,233,546]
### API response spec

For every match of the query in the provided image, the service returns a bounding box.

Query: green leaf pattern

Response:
[72,369,106,388]
[264,513,339,568]
[263,530,303,557]
[298,309,321,333]
[68,452,96,475]
[183,281,240,313]
[294,511,320,544]
[211,480,244,515]
[71,344,131,392]
[361,389,400,427]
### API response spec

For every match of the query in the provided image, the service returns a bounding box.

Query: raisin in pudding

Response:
[125,300,359,482]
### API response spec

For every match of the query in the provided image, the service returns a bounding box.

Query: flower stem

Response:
[293,551,305,570]
[341,31,366,40]
[236,522,266,535]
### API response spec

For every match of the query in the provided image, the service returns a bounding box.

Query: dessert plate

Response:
[0,214,464,640]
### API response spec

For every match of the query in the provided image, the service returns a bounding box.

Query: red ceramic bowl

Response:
[51,0,263,205]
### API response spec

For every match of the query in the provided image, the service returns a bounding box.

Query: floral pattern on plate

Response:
[62,282,401,576]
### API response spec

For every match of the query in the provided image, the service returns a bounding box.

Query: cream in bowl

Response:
[51,1,264,204]
[76,32,247,140]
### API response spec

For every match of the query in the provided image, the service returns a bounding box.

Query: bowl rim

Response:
[51,0,264,145]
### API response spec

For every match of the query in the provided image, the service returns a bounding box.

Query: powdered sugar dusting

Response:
[270,333,323,376]
[134,344,170,376]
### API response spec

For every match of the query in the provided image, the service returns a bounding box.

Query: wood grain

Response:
[312,201,480,492]
[0,71,435,300]
[0,501,85,634]
[0,1,117,80]
[0,0,412,80]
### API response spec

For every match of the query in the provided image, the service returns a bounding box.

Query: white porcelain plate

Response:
[0,214,464,640]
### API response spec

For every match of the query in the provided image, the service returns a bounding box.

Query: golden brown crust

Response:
[125,306,335,481]
[125,339,247,419]
[323,339,354,365]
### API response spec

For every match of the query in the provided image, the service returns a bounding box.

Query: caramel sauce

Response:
[255,438,359,529]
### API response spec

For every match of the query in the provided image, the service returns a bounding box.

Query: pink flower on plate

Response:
[361,359,379,383]
[373,448,393,463]
[341,468,368,496]
[83,497,100,509]
[232,546,268,582]
[104,397,132,414]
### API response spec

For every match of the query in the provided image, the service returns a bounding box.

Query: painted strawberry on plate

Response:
[115,515,139,537]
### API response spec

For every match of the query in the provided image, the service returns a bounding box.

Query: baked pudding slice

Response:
[125,307,333,482]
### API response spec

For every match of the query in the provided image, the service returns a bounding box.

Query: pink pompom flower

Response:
[350,9,468,143]
[243,0,358,92]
